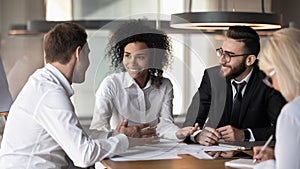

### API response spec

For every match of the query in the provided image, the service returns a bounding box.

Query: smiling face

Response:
[219,38,250,81]
[123,42,150,86]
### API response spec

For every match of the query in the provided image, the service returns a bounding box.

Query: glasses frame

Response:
[216,47,252,63]
[262,69,276,88]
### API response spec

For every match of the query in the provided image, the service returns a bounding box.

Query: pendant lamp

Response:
[170,0,282,31]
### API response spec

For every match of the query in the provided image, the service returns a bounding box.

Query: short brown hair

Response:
[44,22,87,64]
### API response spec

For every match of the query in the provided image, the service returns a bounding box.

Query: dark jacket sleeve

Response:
[183,69,212,143]
[194,69,212,128]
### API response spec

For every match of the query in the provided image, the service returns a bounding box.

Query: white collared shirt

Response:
[254,96,300,169]
[230,68,253,98]
[0,64,129,169]
[90,71,180,140]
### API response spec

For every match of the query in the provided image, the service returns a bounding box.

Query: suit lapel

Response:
[238,66,259,126]
[206,66,227,128]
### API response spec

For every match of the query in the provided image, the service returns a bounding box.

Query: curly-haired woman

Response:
[90,20,198,141]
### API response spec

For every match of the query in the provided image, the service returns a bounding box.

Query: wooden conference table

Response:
[102,154,247,169]
[101,141,267,169]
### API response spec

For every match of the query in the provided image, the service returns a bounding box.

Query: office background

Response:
[0,0,298,127]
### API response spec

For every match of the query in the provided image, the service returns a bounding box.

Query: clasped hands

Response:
[195,125,245,146]
[113,120,200,146]
[113,120,158,147]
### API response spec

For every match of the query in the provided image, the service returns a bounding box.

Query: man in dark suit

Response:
[184,26,287,146]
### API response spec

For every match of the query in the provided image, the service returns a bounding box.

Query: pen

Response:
[253,134,273,163]
[202,117,209,129]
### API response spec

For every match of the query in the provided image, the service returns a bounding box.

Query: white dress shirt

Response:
[90,72,180,140]
[0,64,129,169]
[254,96,300,169]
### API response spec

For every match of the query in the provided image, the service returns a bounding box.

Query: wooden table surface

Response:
[102,154,239,169]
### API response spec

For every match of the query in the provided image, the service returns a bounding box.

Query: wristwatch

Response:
[243,129,250,141]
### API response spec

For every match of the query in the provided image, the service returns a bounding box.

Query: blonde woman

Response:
[253,28,300,169]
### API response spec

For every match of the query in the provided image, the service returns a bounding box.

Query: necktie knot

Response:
[232,81,247,95]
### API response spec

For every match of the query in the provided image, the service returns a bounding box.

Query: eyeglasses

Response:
[216,47,252,62]
[263,69,276,88]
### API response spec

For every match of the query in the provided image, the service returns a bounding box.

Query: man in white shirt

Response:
[0,22,156,169]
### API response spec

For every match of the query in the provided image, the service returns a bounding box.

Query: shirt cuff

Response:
[190,130,202,143]
[247,128,255,142]
[114,133,129,149]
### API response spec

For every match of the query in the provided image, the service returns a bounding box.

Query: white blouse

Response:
[90,71,180,140]
[254,96,300,169]
[0,64,129,169]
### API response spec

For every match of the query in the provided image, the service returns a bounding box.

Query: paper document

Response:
[225,159,256,169]
[109,138,250,161]
[110,139,182,161]
[95,162,107,169]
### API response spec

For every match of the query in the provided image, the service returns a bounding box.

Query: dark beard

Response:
[225,57,247,80]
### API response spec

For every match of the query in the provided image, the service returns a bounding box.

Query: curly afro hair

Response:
[106,19,173,88]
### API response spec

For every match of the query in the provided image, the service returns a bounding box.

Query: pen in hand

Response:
[253,134,273,163]
[202,117,209,129]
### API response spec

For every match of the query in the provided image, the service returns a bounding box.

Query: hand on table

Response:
[216,125,244,142]
[195,127,221,146]
[176,123,200,139]
[114,120,159,147]
[114,119,157,138]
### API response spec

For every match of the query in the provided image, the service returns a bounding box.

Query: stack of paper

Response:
[225,159,256,169]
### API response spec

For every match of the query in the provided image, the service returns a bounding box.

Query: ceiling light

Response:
[170,0,282,31]
[170,11,282,30]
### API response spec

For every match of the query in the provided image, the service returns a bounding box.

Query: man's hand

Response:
[176,123,200,139]
[114,120,157,138]
[216,125,244,141]
[195,127,221,146]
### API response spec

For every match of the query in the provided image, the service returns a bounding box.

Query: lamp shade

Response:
[170,11,282,30]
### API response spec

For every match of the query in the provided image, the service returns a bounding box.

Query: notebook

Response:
[225,158,256,169]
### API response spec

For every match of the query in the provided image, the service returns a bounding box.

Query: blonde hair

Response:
[259,28,300,102]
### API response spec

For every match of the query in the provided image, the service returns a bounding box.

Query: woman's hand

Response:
[253,146,275,163]
[114,119,157,138]
[176,123,200,139]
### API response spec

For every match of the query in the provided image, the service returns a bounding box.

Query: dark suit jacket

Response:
[184,65,287,141]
